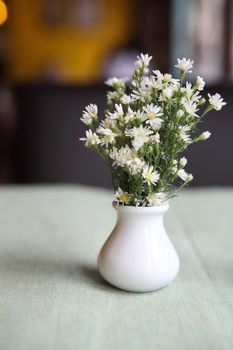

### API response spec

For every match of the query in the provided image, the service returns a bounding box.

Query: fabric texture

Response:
[0,186,232,350]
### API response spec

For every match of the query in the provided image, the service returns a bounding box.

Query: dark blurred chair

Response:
[13,84,233,187]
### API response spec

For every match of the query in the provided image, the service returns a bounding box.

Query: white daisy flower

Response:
[142,165,160,185]
[181,82,193,98]
[79,130,100,146]
[208,93,226,111]
[135,53,152,73]
[146,192,166,206]
[147,75,163,90]
[175,58,194,73]
[159,86,175,101]
[108,103,124,119]
[153,70,164,81]
[190,91,202,103]
[149,132,160,144]
[140,76,153,89]
[81,113,92,126]
[162,73,174,84]
[182,100,199,117]
[97,126,116,146]
[107,90,120,101]
[115,103,124,117]
[120,94,131,105]
[124,107,136,123]
[100,117,116,129]
[81,103,98,125]
[195,76,205,91]
[143,104,163,119]
[164,75,180,86]
[134,110,146,122]
[143,104,163,130]
[177,169,193,182]
[127,157,145,175]
[114,187,130,204]
[109,146,132,167]
[163,73,172,83]
[85,103,98,117]
[126,125,153,151]
[179,125,191,143]
[131,85,151,102]
[105,77,126,88]
[143,166,160,186]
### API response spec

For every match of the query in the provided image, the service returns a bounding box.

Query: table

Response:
[0,186,232,350]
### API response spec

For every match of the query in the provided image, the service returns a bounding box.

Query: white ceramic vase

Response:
[97,203,180,292]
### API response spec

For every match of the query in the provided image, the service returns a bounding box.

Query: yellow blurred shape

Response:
[7,0,134,83]
[0,0,7,25]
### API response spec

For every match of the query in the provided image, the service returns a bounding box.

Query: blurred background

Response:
[0,0,232,188]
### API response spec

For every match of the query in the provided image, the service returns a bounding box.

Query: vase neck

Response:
[115,204,169,225]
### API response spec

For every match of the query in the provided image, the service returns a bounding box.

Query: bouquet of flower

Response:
[80,54,226,206]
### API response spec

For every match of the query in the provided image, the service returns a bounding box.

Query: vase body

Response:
[97,203,180,292]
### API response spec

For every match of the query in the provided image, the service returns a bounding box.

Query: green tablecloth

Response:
[0,186,232,350]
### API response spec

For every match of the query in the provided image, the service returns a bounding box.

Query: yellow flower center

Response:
[119,193,129,202]
[145,172,153,181]
[148,112,156,120]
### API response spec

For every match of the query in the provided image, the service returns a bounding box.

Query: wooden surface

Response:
[0,186,232,350]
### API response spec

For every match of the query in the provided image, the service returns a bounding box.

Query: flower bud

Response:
[179,157,187,167]
[195,76,205,90]
[148,145,154,152]
[103,149,109,156]
[187,174,193,182]
[177,109,184,118]
[171,166,177,175]
[149,133,160,144]
[199,131,211,140]
[198,97,206,105]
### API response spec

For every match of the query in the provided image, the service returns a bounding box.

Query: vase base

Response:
[97,256,180,293]
[99,275,178,293]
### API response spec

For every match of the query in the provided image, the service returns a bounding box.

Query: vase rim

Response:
[112,201,169,213]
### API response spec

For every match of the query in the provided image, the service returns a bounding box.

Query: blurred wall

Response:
[0,0,232,187]
[13,84,233,187]
[7,0,135,83]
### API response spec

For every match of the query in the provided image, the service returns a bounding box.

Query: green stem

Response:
[201,105,213,118]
